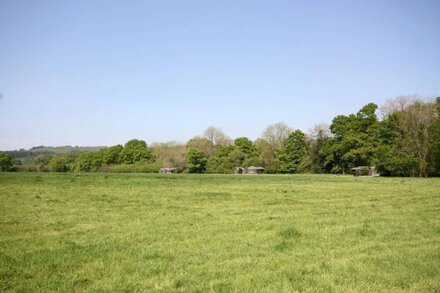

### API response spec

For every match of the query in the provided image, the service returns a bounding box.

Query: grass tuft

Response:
[279,226,302,239]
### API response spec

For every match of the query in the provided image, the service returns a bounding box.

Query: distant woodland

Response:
[1,96,439,177]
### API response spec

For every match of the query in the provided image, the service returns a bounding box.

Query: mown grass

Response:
[0,173,439,292]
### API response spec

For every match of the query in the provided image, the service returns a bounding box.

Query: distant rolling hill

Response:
[7,146,106,158]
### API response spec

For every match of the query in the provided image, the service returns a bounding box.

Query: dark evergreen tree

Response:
[277,130,307,173]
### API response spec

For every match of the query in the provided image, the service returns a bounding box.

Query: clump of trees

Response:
[277,130,307,173]
[375,97,440,176]
[0,152,13,171]
[2,96,439,177]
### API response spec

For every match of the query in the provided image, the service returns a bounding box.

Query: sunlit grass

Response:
[1,173,439,291]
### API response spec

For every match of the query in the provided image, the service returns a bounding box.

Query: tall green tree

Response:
[277,130,307,173]
[206,145,238,173]
[186,137,215,157]
[254,138,277,172]
[234,137,259,166]
[103,145,123,164]
[234,137,257,156]
[395,101,436,176]
[49,155,74,172]
[74,152,103,172]
[120,139,152,164]
[326,103,382,173]
[303,124,331,173]
[377,97,437,177]
[0,152,13,171]
[428,97,440,176]
[186,148,208,173]
[206,137,261,173]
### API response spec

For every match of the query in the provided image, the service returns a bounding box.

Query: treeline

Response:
[7,145,105,158]
[1,96,439,177]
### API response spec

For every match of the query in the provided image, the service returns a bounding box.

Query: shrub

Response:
[186,149,207,173]
[0,152,13,171]
[120,139,152,164]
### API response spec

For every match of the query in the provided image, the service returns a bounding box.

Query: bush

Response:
[120,139,152,164]
[186,149,207,173]
[0,152,13,171]
[49,156,70,172]
[74,152,103,172]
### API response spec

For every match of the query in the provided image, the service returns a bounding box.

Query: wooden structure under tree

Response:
[159,167,178,174]
[236,166,265,175]
[350,166,377,177]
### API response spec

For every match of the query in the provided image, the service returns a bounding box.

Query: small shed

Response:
[351,166,377,177]
[236,166,265,175]
[159,167,178,174]
[246,166,265,174]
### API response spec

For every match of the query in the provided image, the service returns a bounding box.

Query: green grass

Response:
[1,173,439,292]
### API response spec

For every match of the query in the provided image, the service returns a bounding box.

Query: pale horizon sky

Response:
[1,0,439,150]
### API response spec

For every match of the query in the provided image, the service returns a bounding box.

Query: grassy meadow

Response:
[0,172,439,292]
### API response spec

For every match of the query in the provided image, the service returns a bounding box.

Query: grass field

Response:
[1,173,439,292]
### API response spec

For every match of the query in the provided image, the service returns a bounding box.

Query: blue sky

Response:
[1,0,439,150]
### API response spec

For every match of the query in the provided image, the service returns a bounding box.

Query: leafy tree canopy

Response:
[120,139,152,164]
[0,152,13,171]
